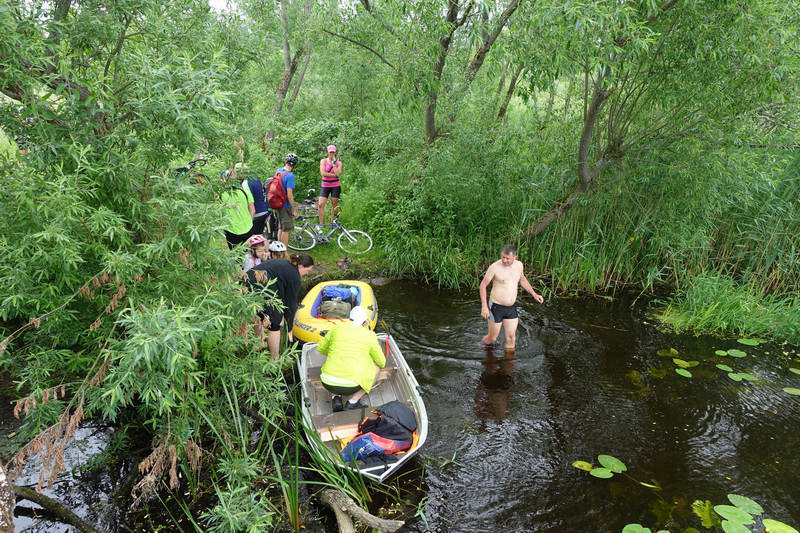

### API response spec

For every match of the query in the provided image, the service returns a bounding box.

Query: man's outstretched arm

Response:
[520,273,544,304]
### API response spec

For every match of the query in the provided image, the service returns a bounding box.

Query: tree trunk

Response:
[497,65,523,120]
[287,0,313,112]
[13,485,99,533]
[279,0,292,71]
[319,489,404,533]
[264,49,304,147]
[287,53,311,111]
[424,0,463,145]
[522,68,611,238]
[563,77,573,119]
[545,87,556,120]
[0,464,13,533]
[496,64,508,97]
[464,0,520,84]
[264,0,313,148]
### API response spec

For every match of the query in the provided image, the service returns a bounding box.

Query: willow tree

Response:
[1,1,288,527]
[326,0,521,145]
[516,0,792,237]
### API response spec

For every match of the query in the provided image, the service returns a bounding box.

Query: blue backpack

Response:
[322,285,357,303]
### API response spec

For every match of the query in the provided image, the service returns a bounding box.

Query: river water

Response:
[374,281,800,532]
[6,280,800,532]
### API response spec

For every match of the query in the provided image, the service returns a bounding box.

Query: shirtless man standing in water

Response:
[479,244,544,351]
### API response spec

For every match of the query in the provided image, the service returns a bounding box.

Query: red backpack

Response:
[266,170,287,209]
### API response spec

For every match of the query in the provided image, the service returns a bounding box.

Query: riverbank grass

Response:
[658,273,800,344]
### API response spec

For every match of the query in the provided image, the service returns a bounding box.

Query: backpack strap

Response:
[229,185,248,201]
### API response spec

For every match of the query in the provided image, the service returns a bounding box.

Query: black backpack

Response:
[358,401,417,442]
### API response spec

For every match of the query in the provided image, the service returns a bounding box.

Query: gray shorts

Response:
[276,206,294,230]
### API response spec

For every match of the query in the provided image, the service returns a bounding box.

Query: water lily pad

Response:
[639,480,661,490]
[727,349,747,358]
[789,368,800,376]
[589,467,613,478]
[727,494,763,515]
[783,387,800,396]
[721,520,751,533]
[763,518,799,533]
[715,350,729,356]
[657,347,679,357]
[692,500,714,528]
[621,525,652,533]
[648,368,668,379]
[675,368,692,378]
[737,338,762,346]
[728,373,744,382]
[597,454,627,473]
[714,505,754,525]
[572,460,593,472]
[716,364,734,372]
[737,373,757,381]
[672,358,700,368]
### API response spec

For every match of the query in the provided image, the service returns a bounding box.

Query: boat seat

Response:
[312,409,366,429]
[306,365,398,385]
[313,409,370,442]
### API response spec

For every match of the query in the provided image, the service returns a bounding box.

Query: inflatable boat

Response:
[292,280,378,343]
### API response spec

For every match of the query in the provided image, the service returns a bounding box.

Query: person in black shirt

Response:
[247,253,314,359]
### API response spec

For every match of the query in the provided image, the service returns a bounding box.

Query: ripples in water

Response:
[376,281,800,532]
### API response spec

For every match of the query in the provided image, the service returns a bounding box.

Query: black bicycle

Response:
[174,158,208,183]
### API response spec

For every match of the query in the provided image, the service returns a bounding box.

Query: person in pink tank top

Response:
[318,144,342,226]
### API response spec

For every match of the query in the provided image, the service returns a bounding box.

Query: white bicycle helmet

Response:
[268,241,287,252]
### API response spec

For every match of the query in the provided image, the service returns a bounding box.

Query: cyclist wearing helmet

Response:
[247,253,315,360]
[243,234,268,272]
[276,153,299,247]
[268,239,287,260]
[221,165,255,249]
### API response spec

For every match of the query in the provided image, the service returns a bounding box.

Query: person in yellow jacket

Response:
[318,306,386,412]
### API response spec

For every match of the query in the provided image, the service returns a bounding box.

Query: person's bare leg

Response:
[347,389,366,403]
[279,230,289,247]
[254,317,265,349]
[267,330,281,360]
[331,197,339,220]
[503,317,519,351]
[318,196,327,225]
[482,319,502,346]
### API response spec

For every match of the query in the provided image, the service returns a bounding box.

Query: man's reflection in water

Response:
[474,347,516,424]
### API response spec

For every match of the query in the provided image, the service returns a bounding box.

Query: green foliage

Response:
[200,484,276,533]
[660,273,800,343]
[2,0,800,526]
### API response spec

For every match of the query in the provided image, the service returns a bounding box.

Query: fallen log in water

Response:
[13,485,99,533]
[319,488,404,533]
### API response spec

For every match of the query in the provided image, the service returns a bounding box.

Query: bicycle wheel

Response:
[288,227,317,251]
[337,229,373,255]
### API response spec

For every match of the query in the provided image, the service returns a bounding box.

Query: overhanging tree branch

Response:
[523,67,612,238]
[321,29,396,71]
[464,0,521,84]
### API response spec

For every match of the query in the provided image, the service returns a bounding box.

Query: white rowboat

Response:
[298,333,428,483]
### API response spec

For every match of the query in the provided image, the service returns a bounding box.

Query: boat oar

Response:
[379,318,391,354]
